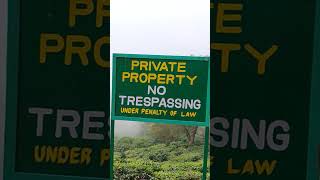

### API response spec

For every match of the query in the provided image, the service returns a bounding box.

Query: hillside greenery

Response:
[113,135,210,180]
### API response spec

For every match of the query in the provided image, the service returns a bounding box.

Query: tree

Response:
[145,123,185,143]
[184,126,198,145]
[144,123,199,146]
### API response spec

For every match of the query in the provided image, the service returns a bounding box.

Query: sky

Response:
[110,0,210,132]
[0,0,210,177]
[111,0,210,56]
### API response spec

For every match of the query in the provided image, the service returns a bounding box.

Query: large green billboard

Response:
[210,0,319,179]
[5,0,110,179]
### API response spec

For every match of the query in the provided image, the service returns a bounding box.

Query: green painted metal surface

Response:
[112,54,210,126]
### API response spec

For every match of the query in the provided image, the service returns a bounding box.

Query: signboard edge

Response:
[307,0,320,179]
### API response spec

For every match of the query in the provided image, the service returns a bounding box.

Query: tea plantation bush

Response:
[114,137,209,180]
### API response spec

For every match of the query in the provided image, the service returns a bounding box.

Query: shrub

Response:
[114,136,209,180]
[148,150,168,162]
[154,170,202,180]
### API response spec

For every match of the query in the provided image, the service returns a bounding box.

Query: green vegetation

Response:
[113,124,209,180]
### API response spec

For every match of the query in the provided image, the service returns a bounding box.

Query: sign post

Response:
[111,54,210,179]
[5,0,111,179]
[210,0,320,179]
[318,145,320,179]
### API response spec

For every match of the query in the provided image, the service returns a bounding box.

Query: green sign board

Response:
[210,0,320,179]
[5,0,110,179]
[110,54,210,179]
[112,54,210,126]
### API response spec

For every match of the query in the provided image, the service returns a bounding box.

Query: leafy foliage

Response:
[114,136,209,180]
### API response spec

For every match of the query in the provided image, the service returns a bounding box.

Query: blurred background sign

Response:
[210,0,320,180]
[5,0,110,179]
[0,0,8,179]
